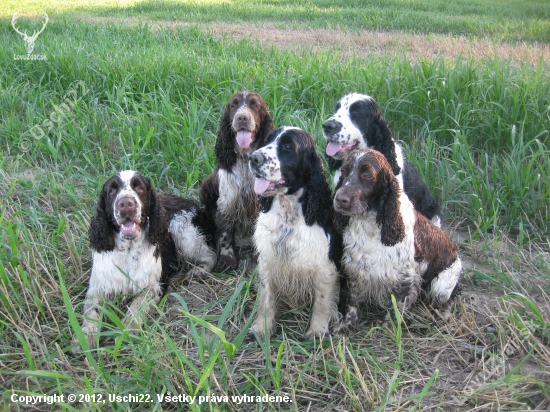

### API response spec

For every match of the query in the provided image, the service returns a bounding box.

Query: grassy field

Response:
[1,0,550,411]
[3,0,550,42]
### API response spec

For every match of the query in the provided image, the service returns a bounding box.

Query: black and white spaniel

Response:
[323,93,442,227]
[333,149,461,329]
[200,91,274,272]
[73,170,216,351]
[247,127,342,340]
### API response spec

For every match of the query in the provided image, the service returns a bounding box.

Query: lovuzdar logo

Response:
[12,13,49,60]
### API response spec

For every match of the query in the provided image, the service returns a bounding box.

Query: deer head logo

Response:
[12,13,49,55]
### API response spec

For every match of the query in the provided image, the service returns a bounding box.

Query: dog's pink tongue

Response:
[254,177,271,195]
[236,130,252,149]
[326,142,343,156]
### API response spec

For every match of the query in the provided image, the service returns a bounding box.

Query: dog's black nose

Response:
[117,197,136,213]
[322,120,338,133]
[236,112,250,126]
[334,192,351,208]
[249,151,266,168]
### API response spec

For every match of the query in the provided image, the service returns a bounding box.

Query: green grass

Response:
[2,19,549,236]
[1,1,550,411]
[2,0,550,42]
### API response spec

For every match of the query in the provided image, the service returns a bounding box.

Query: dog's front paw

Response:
[331,321,348,335]
[187,266,209,280]
[70,339,83,355]
[215,253,239,273]
[344,306,359,329]
[303,327,329,341]
[245,329,258,343]
[70,332,96,355]
[332,305,360,334]
[246,322,276,342]
[435,305,453,322]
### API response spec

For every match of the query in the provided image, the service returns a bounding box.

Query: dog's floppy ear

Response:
[371,116,401,176]
[215,106,237,170]
[142,180,178,284]
[259,195,274,213]
[303,148,332,227]
[376,169,405,246]
[331,163,350,233]
[255,106,274,148]
[326,155,343,173]
[146,185,167,256]
[89,186,116,252]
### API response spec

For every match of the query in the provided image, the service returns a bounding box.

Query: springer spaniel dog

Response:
[333,149,461,329]
[247,127,342,340]
[200,91,274,272]
[73,170,216,351]
[323,93,442,227]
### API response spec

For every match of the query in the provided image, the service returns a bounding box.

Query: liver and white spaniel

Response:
[200,91,274,272]
[73,170,216,351]
[333,149,461,329]
[247,127,342,340]
[323,93,442,227]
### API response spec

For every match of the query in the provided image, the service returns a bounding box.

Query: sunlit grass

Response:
[2,0,550,42]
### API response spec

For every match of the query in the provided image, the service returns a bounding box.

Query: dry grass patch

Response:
[206,23,550,66]
[151,226,550,410]
[78,16,550,65]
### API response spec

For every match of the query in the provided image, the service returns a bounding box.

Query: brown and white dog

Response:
[333,149,461,329]
[247,127,342,340]
[323,93,442,227]
[73,171,216,352]
[200,91,274,272]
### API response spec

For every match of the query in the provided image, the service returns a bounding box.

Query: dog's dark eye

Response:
[249,99,257,107]
[282,143,293,151]
[360,163,373,179]
[134,184,144,193]
[108,183,118,195]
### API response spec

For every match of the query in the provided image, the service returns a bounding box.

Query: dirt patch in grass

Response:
[80,16,550,65]
[206,23,550,65]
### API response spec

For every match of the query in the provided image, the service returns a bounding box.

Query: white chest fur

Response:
[217,158,257,242]
[254,191,337,304]
[342,196,417,307]
[88,232,162,299]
